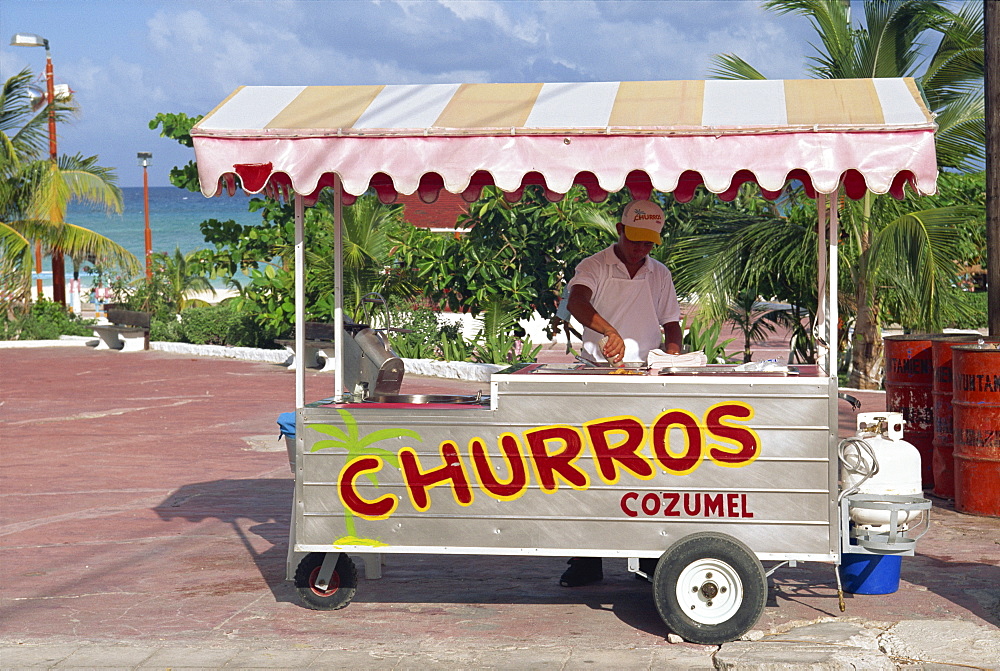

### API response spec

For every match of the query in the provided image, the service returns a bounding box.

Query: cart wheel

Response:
[294,552,357,611]
[652,532,766,645]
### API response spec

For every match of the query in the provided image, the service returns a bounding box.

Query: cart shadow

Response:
[153,477,295,604]
[151,478,1000,633]
[351,553,670,636]
[764,556,1000,628]
[153,479,671,633]
[904,553,1000,627]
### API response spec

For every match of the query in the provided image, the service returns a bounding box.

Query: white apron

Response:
[581,275,662,363]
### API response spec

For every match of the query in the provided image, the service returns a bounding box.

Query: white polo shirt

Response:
[568,245,681,324]
[566,245,681,361]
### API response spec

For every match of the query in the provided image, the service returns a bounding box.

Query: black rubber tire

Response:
[652,532,767,645]
[294,552,358,611]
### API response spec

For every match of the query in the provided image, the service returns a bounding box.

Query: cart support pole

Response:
[295,195,305,411]
[828,187,840,382]
[333,175,345,403]
[816,193,829,374]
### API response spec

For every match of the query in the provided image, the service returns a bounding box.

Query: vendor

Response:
[566,198,682,365]
[559,198,683,587]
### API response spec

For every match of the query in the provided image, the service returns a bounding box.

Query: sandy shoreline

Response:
[31,284,239,307]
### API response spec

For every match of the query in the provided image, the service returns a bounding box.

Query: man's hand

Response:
[601,330,625,363]
[568,285,625,363]
[663,321,683,355]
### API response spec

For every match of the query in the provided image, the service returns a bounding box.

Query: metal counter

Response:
[293,366,839,565]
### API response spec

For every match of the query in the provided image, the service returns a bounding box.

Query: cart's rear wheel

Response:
[294,552,357,610]
[652,532,766,645]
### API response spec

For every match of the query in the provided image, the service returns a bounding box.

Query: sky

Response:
[0,0,940,188]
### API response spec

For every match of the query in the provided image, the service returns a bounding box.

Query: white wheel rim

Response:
[675,558,744,625]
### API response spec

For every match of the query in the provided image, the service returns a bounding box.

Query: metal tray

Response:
[364,394,490,404]
[531,363,649,375]
[658,366,795,376]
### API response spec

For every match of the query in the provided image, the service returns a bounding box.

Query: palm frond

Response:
[0,221,33,312]
[564,203,618,235]
[866,204,972,329]
[763,0,857,78]
[708,54,767,80]
[0,68,77,163]
[48,223,141,273]
[931,89,985,171]
[858,0,942,79]
[921,0,984,107]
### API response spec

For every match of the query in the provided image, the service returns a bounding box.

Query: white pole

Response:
[334,175,345,402]
[829,187,840,383]
[815,192,829,374]
[294,195,305,411]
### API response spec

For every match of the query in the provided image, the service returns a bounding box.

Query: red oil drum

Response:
[884,334,936,488]
[952,343,1000,517]
[930,335,985,499]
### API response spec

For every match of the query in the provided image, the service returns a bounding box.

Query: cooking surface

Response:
[513,363,821,377]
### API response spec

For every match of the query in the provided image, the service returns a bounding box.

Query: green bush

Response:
[226,312,282,349]
[387,304,445,359]
[180,304,241,345]
[438,321,470,361]
[177,303,280,348]
[150,316,183,342]
[0,299,95,340]
[682,313,737,363]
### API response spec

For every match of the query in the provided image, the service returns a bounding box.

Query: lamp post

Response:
[137,153,153,280]
[10,32,65,304]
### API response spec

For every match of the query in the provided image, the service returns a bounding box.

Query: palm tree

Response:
[1,68,136,314]
[154,246,215,311]
[726,290,787,363]
[305,193,414,322]
[708,0,984,388]
[667,196,820,359]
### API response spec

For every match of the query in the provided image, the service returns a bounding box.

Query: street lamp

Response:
[10,32,65,304]
[138,152,153,280]
[10,33,54,161]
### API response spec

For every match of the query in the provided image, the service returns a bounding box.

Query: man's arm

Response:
[566,285,625,363]
[663,321,683,355]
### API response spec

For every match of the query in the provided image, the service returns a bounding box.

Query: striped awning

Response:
[191,78,938,204]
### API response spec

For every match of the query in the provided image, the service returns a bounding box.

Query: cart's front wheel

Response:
[652,532,766,645]
[294,552,357,610]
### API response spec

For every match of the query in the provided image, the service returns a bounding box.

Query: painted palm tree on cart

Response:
[701,0,984,388]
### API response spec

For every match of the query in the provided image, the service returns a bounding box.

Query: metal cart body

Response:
[293,368,839,562]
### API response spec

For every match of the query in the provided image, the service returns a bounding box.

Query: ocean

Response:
[66,186,263,268]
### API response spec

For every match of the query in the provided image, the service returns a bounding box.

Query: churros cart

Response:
[191,78,938,644]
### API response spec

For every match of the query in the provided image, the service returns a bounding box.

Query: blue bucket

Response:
[839,553,902,595]
[276,412,296,439]
[276,412,297,472]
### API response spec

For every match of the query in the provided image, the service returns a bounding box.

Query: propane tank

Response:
[842,412,923,528]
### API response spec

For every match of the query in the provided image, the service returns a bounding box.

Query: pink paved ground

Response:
[1,347,997,651]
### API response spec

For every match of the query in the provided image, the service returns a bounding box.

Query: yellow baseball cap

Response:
[621,199,664,244]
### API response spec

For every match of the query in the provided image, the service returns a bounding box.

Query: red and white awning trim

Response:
[192,78,938,204]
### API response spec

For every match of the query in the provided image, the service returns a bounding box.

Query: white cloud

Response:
[437,0,541,44]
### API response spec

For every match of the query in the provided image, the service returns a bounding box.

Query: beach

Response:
[28,185,262,309]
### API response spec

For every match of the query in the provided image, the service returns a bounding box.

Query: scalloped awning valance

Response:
[191,78,938,205]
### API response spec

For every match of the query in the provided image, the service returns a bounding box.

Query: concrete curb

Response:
[150,343,502,380]
[0,338,901,389]
[401,357,505,381]
[0,337,92,348]
[0,336,505,382]
[3,618,999,668]
[150,340,290,364]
